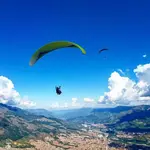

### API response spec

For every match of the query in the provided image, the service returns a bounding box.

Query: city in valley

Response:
[2,121,150,150]
[3,125,124,150]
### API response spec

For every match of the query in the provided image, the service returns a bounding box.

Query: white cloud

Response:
[98,63,150,105]
[71,97,82,108]
[0,76,36,108]
[49,98,82,110]
[84,98,94,103]
[143,54,147,58]
[64,102,68,108]
[50,101,71,109]
[19,96,36,108]
[50,102,60,109]
[71,98,78,106]
[117,69,125,75]
[134,64,150,83]
[50,97,96,110]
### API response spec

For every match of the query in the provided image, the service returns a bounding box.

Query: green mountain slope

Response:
[27,108,53,118]
[0,103,79,142]
[66,105,150,133]
[67,106,134,124]
[109,105,150,132]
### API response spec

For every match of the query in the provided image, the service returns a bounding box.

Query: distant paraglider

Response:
[55,86,62,95]
[99,48,108,53]
[29,41,86,66]
[99,48,109,60]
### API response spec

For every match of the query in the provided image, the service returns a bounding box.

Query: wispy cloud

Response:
[143,54,147,58]
[71,97,80,107]
[117,69,125,75]
[49,98,81,110]
[84,98,94,103]
[0,76,36,108]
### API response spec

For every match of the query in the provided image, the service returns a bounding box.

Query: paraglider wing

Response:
[99,48,108,53]
[29,41,86,66]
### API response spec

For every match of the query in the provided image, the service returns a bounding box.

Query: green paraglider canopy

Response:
[29,41,86,66]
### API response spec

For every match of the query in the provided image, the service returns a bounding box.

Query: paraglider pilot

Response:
[56,86,62,95]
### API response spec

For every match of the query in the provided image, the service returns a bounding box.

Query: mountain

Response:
[105,105,150,149]
[26,105,150,133]
[66,105,150,132]
[27,108,53,118]
[67,106,134,124]
[0,103,79,142]
[1,104,150,149]
[27,106,133,123]
[63,105,150,149]
[51,107,93,120]
[108,105,150,133]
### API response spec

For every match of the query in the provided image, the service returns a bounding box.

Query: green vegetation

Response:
[1,103,150,149]
[0,103,78,146]
[11,138,35,148]
[0,140,6,147]
[37,128,50,134]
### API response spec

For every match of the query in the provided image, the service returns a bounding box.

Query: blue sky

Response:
[0,0,150,108]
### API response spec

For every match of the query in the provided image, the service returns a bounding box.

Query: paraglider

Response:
[29,41,86,66]
[55,86,62,95]
[99,48,108,53]
[29,40,86,96]
[98,48,109,60]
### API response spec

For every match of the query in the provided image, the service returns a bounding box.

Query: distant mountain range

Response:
[27,108,53,118]
[26,105,150,133]
[59,106,134,124]
[0,103,79,142]
[109,105,150,133]
[50,108,93,120]
[1,103,150,146]
[63,105,150,133]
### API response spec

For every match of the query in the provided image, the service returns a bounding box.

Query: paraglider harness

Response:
[56,86,62,95]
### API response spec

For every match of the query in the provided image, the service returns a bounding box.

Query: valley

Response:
[0,104,150,149]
